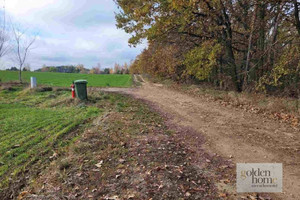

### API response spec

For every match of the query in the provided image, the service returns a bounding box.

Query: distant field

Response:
[0,71,132,87]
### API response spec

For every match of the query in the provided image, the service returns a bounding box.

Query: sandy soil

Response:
[102,75,300,200]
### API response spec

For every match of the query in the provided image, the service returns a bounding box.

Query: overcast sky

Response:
[0,0,146,70]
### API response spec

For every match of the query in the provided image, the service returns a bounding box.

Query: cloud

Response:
[0,0,146,70]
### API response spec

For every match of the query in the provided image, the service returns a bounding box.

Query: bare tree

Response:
[12,25,36,82]
[96,62,101,69]
[0,2,9,60]
[95,63,101,74]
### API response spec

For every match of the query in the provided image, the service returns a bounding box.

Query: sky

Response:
[0,0,146,70]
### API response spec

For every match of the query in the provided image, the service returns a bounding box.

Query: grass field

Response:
[0,86,100,191]
[0,83,160,198]
[0,71,132,87]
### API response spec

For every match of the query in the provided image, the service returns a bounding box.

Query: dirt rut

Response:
[102,78,300,200]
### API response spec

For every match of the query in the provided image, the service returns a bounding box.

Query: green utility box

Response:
[74,80,88,100]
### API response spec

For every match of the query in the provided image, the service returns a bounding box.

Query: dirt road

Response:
[103,76,300,199]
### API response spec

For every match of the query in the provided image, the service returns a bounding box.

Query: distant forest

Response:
[6,63,130,75]
[116,0,300,96]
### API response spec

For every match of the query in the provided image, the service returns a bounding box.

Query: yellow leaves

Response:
[184,40,222,80]
[272,112,300,127]
[257,44,300,90]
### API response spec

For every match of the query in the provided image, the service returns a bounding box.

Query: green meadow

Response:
[0,87,100,188]
[0,71,132,87]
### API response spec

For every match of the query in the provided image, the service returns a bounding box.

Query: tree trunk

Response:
[294,0,300,36]
[220,0,241,92]
[244,1,258,87]
[257,2,266,79]
[267,4,282,70]
[19,65,22,83]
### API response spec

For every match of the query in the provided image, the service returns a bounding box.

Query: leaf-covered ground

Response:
[1,81,281,200]
[17,89,233,200]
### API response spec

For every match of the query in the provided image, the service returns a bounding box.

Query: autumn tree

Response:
[103,68,110,74]
[114,63,121,74]
[76,64,88,74]
[90,63,101,74]
[116,0,300,95]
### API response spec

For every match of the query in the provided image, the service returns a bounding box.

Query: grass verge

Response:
[0,85,100,199]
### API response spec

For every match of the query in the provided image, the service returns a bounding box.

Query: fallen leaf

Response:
[127,194,135,199]
[219,193,227,198]
[107,195,119,200]
[95,160,103,168]
[185,192,191,197]
[49,152,58,159]
[17,191,30,200]
[76,172,82,177]
[220,179,230,184]
[116,174,121,179]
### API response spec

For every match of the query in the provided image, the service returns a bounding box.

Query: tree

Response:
[23,63,31,71]
[49,66,56,72]
[12,25,36,82]
[109,68,114,74]
[0,5,9,60]
[41,64,49,72]
[90,63,101,74]
[76,64,87,74]
[115,0,244,90]
[6,66,18,71]
[115,0,300,95]
[122,62,129,74]
[114,63,121,74]
[96,63,101,70]
[89,68,95,74]
[103,68,110,74]
[244,0,258,87]
[293,0,300,36]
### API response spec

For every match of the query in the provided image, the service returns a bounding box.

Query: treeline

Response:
[30,63,130,74]
[36,64,100,74]
[115,0,300,96]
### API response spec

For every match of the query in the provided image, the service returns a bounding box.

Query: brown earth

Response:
[19,91,228,200]
[102,75,300,200]
[17,76,300,200]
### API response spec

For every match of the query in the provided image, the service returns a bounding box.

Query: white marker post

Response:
[31,77,37,88]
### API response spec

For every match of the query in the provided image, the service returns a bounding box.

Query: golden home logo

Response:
[237,163,282,193]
